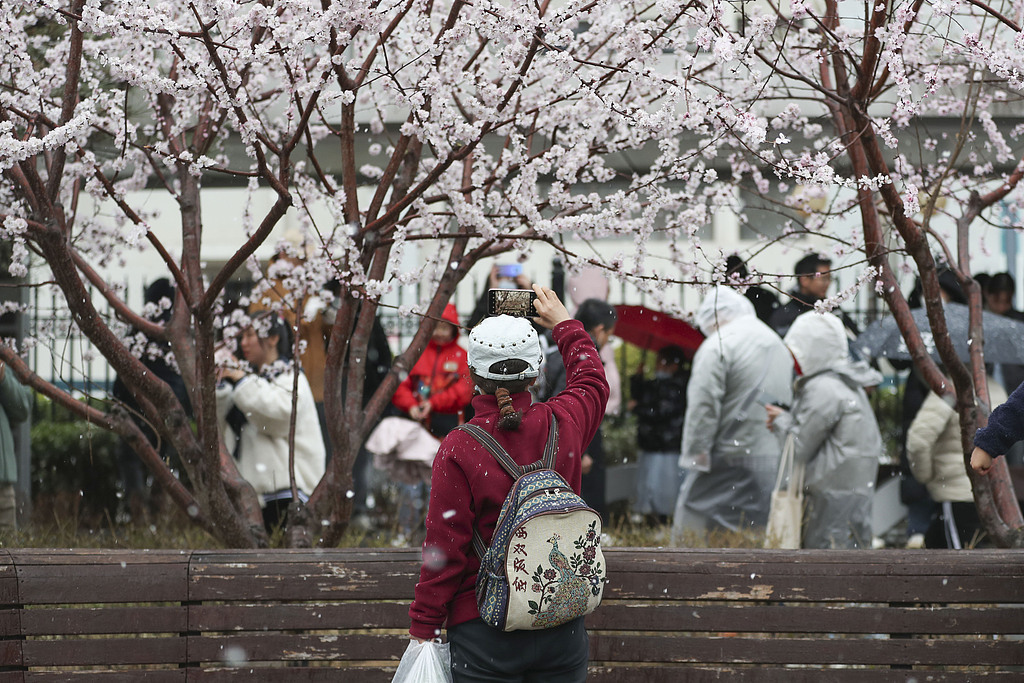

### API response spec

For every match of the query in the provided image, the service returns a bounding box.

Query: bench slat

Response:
[191,549,421,563]
[614,548,1024,571]
[189,575,417,602]
[588,602,1024,634]
[187,667,394,681]
[189,600,1024,636]
[608,570,1021,603]
[589,633,1024,666]
[21,637,187,667]
[16,565,188,605]
[586,665,1024,682]
[0,637,22,667]
[20,606,188,636]
[190,603,409,631]
[184,666,1024,683]
[24,672,185,682]
[187,633,403,664]
[0,608,19,637]
[8,550,191,565]
[189,563,417,602]
[186,630,1024,668]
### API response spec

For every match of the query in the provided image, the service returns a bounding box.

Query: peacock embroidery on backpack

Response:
[528,522,603,628]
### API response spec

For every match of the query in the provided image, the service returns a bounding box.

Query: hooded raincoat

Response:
[774,312,882,549]
[673,288,793,535]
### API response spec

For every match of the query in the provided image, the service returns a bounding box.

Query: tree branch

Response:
[45,0,86,203]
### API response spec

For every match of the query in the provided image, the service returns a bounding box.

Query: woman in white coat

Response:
[906,377,1006,548]
[217,311,326,532]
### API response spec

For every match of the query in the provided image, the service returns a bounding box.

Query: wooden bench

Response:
[0,547,1020,680]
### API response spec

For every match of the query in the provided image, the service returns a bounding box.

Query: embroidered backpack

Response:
[458,418,606,632]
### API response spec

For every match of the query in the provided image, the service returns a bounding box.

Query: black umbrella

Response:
[855,302,1024,364]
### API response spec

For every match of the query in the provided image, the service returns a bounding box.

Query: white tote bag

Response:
[764,434,805,549]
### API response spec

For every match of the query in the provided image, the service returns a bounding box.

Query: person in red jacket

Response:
[409,285,609,682]
[391,303,472,542]
[392,302,473,438]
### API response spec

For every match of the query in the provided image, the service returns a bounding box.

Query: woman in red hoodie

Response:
[409,285,609,682]
[392,302,473,438]
[391,303,473,541]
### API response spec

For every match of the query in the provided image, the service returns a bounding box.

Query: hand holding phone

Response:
[765,404,785,431]
[531,285,571,329]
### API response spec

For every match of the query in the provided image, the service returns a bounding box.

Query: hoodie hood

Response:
[441,303,460,330]
[784,311,848,377]
[427,302,462,349]
[695,286,756,334]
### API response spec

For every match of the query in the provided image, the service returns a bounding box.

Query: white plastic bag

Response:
[392,640,452,683]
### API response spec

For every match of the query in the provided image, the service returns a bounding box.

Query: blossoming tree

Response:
[668,0,1024,546]
[2,0,1022,547]
[0,0,725,547]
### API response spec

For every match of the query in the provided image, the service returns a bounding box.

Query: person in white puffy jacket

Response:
[217,311,326,532]
[906,376,1006,548]
[766,311,882,549]
[672,287,793,543]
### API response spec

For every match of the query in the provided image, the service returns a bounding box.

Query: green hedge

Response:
[30,397,120,526]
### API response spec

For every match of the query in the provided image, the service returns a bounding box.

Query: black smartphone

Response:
[487,289,538,318]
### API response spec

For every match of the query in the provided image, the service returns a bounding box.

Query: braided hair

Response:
[471,358,533,431]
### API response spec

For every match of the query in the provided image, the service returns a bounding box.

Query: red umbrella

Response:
[613,304,704,357]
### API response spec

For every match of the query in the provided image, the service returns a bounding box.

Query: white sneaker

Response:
[906,533,926,549]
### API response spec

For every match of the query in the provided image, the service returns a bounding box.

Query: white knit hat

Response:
[468,315,542,381]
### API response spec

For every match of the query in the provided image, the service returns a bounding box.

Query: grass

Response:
[602,507,764,548]
[5,482,766,550]
[1,508,765,550]
[2,509,223,550]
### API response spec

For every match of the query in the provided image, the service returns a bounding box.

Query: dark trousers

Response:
[448,617,589,682]
[925,501,985,549]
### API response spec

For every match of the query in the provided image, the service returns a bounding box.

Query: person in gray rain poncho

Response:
[765,311,882,549]
[672,287,793,544]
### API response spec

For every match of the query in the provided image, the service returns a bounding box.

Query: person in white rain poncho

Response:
[672,287,793,544]
[765,311,882,549]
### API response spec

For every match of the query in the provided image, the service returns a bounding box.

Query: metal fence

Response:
[25,267,890,401]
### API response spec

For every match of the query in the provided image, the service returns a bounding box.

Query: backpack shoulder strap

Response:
[457,416,559,478]
[456,424,527,479]
[540,415,559,469]
[460,416,560,560]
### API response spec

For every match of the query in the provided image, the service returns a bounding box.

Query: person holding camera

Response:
[392,303,472,439]
[391,303,472,541]
[409,285,608,681]
[467,264,533,328]
[216,310,326,533]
